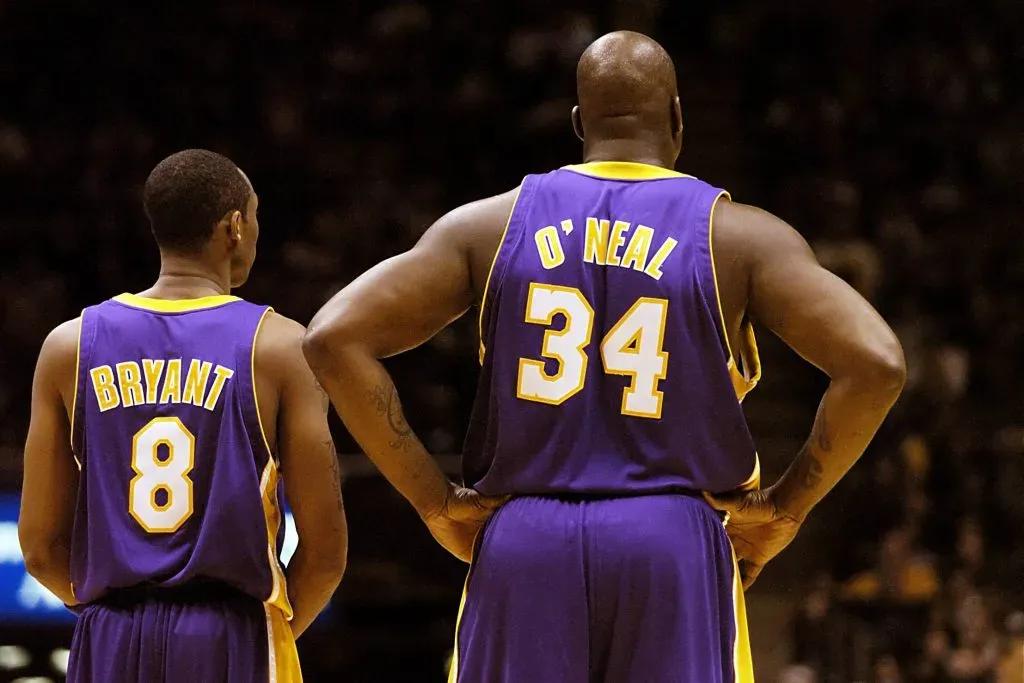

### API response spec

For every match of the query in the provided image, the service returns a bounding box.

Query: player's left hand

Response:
[421,483,508,563]
[703,487,802,590]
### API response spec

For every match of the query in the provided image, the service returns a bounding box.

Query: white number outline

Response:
[515,283,595,405]
[516,284,670,419]
[129,417,195,533]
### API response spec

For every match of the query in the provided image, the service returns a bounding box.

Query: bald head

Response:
[573,32,682,166]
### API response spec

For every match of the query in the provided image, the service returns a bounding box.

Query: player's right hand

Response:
[703,487,802,590]
[421,483,508,563]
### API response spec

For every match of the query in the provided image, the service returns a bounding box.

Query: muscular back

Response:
[460,189,756,366]
[460,191,893,392]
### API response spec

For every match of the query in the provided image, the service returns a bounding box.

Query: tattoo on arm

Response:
[367,372,415,452]
[323,437,344,512]
[795,399,830,490]
[814,400,833,452]
[314,379,330,413]
[794,447,824,489]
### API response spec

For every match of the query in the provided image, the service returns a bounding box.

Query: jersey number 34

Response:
[129,417,195,533]
[517,282,668,419]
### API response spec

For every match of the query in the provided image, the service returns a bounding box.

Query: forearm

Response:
[23,544,77,606]
[308,344,450,518]
[285,546,344,639]
[773,372,903,521]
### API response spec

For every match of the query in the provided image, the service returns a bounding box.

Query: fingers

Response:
[740,561,763,590]
[477,494,511,510]
[702,491,742,513]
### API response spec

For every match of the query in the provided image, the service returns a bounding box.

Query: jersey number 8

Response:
[129,417,195,533]
[516,282,669,419]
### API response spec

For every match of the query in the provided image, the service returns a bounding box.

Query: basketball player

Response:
[19,149,347,682]
[303,32,905,682]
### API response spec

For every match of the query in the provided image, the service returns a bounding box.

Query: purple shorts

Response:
[449,494,754,682]
[68,583,301,682]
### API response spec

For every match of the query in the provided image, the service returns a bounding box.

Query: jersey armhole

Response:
[249,307,276,463]
[70,311,93,467]
[477,180,530,364]
[706,190,735,363]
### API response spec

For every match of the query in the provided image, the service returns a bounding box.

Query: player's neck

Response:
[143,255,232,300]
[582,140,676,170]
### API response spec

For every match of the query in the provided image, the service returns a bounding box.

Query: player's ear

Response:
[226,210,244,247]
[571,106,584,142]
[671,97,683,144]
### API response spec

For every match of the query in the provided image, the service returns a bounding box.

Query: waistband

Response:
[514,488,704,502]
[89,580,258,609]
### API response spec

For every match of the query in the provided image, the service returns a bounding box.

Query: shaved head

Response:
[573,31,683,167]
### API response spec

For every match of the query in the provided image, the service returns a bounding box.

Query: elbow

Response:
[21,542,56,581]
[859,335,907,398]
[317,536,349,581]
[301,322,334,373]
[302,317,353,377]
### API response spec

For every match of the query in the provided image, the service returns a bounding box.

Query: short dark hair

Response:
[143,149,251,253]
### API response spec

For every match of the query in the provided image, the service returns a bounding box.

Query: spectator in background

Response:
[792,575,842,676]
[841,526,940,606]
[873,653,904,683]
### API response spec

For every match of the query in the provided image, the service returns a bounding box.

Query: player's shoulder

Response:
[424,187,520,246]
[712,198,813,264]
[255,311,306,353]
[41,317,82,357]
[36,317,82,387]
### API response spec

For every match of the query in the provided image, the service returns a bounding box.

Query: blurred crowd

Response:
[0,0,1021,680]
[739,3,1024,682]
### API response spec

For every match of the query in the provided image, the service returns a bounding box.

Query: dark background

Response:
[1,0,1022,680]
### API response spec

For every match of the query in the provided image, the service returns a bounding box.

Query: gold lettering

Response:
[90,366,120,412]
[584,218,609,265]
[159,359,182,404]
[535,226,565,269]
[621,225,654,272]
[203,366,235,411]
[605,220,631,267]
[644,237,679,280]
[142,359,165,404]
[115,362,144,408]
[182,360,212,407]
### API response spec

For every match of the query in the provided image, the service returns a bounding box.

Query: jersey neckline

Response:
[112,292,241,313]
[562,161,694,181]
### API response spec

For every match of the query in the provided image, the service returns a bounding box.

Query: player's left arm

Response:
[262,314,348,639]
[303,193,513,562]
[19,319,80,606]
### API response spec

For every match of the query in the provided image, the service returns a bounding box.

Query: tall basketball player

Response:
[303,32,905,682]
[19,149,347,682]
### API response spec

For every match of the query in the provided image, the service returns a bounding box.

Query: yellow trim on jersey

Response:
[737,454,761,492]
[252,308,291,618]
[251,308,275,457]
[447,572,471,683]
[710,192,762,401]
[264,604,302,682]
[563,161,694,181]
[113,293,241,313]
[70,314,83,465]
[260,458,293,617]
[477,187,523,364]
[740,320,762,387]
[708,191,734,362]
[730,547,755,682]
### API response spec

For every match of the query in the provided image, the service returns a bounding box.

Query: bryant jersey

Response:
[70,293,291,616]
[464,161,762,497]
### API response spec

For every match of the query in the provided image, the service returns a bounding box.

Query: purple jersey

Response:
[70,293,291,617]
[464,161,763,496]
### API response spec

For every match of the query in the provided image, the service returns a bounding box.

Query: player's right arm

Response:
[707,201,906,586]
[303,192,515,563]
[260,314,348,639]
[20,320,80,606]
